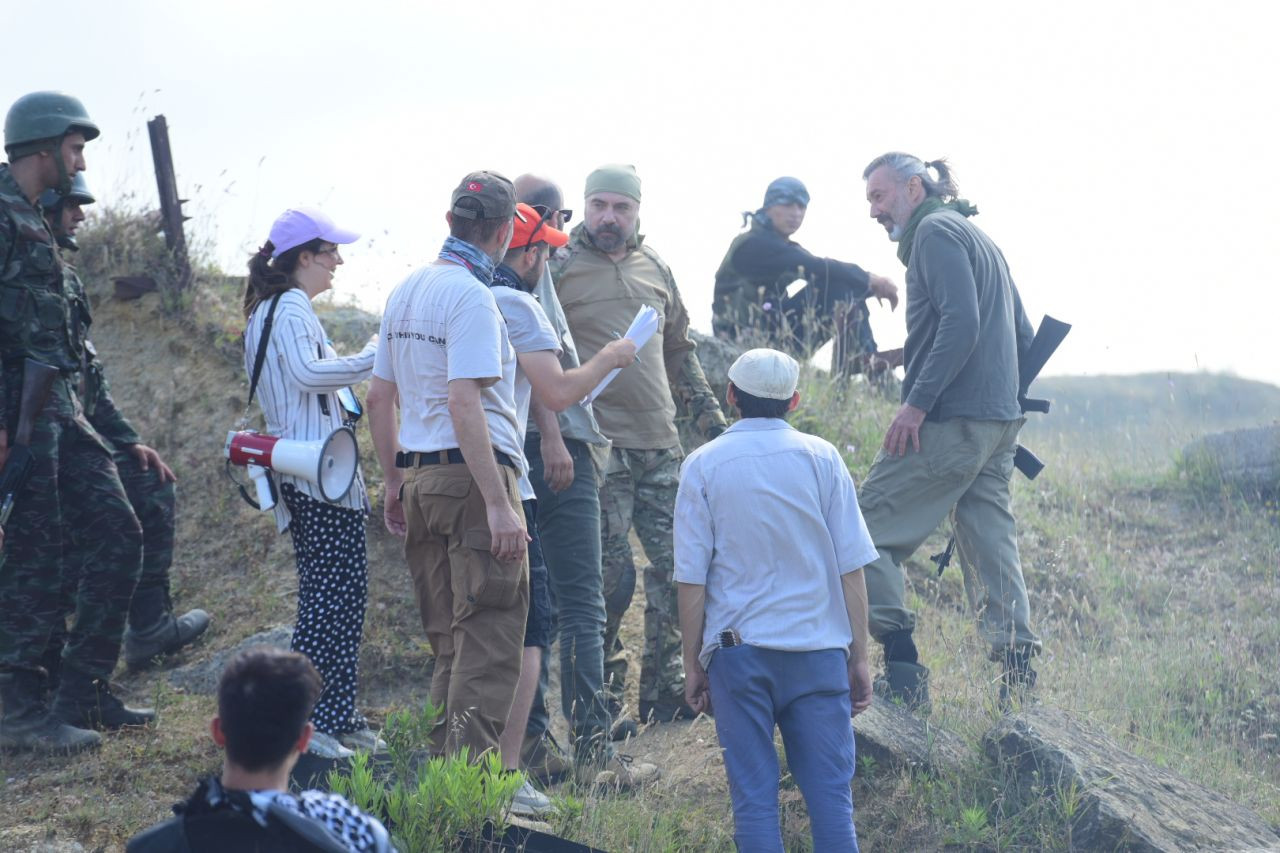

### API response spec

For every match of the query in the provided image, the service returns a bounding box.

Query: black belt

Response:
[396,448,517,469]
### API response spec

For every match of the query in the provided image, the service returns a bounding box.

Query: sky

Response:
[7,0,1279,385]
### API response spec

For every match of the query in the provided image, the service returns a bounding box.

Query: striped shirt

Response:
[243,288,376,531]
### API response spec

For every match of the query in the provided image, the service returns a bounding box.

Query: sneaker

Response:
[521,731,572,786]
[339,727,387,753]
[508,777,555,819]
[585,749,660,792]
[308,730,355,760]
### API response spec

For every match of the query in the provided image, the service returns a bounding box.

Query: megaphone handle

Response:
[248,464,277,511]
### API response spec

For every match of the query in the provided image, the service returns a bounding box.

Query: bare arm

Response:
[366,375,405,536]
[842,569,873,715]
[530,398,573,493]
[448,378,528,562]
[518,339,636,412]
[678,582,711,715]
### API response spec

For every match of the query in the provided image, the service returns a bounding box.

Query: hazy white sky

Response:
[8,0,1279,384]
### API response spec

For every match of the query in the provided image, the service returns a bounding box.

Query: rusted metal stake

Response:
[146,114,192,292]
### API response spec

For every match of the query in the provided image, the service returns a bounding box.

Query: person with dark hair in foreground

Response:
[127,647,394,852]
[676,348,877,853]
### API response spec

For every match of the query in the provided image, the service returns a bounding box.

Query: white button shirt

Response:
[674,418,879,670]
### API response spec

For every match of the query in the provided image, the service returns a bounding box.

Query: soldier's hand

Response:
[130,443,177,483]
[486,501,530,563]
[0,429,7,469]
[883,403,926,456]
[869,274,899,310]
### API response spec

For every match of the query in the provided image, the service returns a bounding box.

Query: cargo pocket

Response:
[926,421,985,483]
[464,528,523,609]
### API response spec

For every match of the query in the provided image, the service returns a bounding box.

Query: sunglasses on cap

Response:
[531,204,572,224]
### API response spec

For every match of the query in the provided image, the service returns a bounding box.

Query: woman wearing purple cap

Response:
[242,207,380,758]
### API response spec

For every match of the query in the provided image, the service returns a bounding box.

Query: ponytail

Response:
[242,237,324,319]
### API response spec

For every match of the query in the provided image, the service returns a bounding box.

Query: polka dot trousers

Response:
[281,483,369,736]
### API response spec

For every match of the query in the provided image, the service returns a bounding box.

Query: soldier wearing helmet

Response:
[36,177,210,690]
[1,91,154,755]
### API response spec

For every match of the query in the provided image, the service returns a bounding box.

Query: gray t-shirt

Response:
[901,209,1033,422]
[492,283,560,499]
[527,263,609,446]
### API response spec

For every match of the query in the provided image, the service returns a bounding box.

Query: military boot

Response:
[125,587,210,669]
[998,648,1038,712]
[0,669,101,753]
[874,661,931,712]
[52,669,156,730]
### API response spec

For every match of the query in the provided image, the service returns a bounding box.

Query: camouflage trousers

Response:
[599,446,686,706]
[0,377,141,680]
[45,445,176,668]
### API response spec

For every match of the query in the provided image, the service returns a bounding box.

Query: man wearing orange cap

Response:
[488,204,645,805]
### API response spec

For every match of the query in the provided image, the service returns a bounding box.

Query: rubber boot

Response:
[874,661,931,712]
[124,585,210,669]
[52,668,156,731]
[0,669,101,753]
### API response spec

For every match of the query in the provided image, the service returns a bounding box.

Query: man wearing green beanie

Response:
[553,163,727,730]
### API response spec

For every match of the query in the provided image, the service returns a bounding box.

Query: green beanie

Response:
[585,163,641,202]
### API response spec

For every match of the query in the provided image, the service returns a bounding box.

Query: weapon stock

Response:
[0,360,60,527]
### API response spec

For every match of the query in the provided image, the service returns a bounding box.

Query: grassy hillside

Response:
[1,211,1276,851]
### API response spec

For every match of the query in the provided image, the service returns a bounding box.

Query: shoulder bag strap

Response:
[246,293,283,410]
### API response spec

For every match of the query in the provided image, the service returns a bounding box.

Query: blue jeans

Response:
[523,435,610,750]
[709,645,858,853]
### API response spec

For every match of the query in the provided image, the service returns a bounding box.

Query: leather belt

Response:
[395,448,516,469]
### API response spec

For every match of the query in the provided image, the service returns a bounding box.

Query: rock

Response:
[984,706,1280,852]
[1181,424,1279,499]
[676,331,744,452]
[168,625,293,694]
[852,696,969,776]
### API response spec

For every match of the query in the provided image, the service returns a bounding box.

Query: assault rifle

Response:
[932,315,1071,575]
[0,359,60,529]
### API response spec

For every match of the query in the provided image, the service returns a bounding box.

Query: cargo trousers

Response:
[858,417,1040,658]
[0,375,142,681]
[599,446,686,707]
[401,461,529,759]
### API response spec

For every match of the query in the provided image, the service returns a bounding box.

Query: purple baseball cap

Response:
[268,206,360,258]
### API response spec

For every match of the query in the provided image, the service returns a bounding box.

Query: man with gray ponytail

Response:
[859,153,1040,710]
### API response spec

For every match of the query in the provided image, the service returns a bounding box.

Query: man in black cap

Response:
[712,177,901,374]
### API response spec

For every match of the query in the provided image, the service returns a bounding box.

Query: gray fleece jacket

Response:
[900,209,1033,421]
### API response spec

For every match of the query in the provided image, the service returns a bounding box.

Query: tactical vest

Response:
[0,167,85,374]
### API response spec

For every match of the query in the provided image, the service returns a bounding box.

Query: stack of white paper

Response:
[582,305,660,404]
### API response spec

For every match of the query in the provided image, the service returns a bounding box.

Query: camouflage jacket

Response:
[62,264,141,447]
[0,164,87,423]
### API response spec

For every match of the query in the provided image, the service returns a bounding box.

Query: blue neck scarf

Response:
[439,235,496,284]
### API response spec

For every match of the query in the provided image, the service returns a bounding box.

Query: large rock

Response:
[984,706,1280,852]
[1181,425,1279,498]
[168,625,293,694]
[853,696,969,776]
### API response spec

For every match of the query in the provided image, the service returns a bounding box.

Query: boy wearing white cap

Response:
[674,348,876,853]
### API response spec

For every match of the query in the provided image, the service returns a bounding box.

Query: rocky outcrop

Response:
[852,697,969,776]
[1181,424,1279,498]
[168,625,293,694]
[984,706,1280,852]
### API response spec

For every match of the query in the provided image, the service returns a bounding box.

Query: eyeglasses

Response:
[531,204,572,224]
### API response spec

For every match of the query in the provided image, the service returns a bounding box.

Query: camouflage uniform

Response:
[553,226,727,711]
[0,164,141,682]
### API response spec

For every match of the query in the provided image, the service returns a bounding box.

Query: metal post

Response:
[146,115,192,293]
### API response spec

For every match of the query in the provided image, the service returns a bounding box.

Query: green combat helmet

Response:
[4,90,100,194]
[40,173,95,252]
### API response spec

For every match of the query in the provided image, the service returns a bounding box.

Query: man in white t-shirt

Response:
[675,348,877,853]
[487,203,641,807]
[366,171,532,760]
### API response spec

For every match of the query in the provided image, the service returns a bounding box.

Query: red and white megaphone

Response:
[224,427,358,511]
